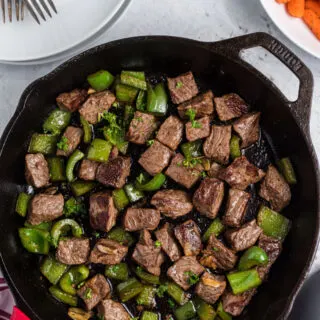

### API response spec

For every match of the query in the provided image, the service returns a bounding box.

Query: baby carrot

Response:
[287,0,305,18]
[303,9,320,40]
[305,0,320,16]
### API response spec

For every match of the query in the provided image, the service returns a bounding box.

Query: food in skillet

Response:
[16,69,297,319]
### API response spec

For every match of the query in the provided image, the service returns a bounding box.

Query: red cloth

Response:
[10,308,29,320]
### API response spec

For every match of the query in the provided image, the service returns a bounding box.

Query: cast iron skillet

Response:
[0,32,319,320]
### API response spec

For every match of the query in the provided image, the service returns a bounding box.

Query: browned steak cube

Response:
[185,116,211,142]
[167,256,204,290]
[79,91,116,124]
[219,156,265,190]
[123,208,160,231]
[195,272,226,305]
[178,91,214,119]
[225,219,262,252]
[96,157,131,189]
[132,230,165,276]
[155,223,182,262]
[25,153,50,188]
[156,115,184,150]
[90,239,128,265]
[127,111,157,145]
[233,112,261,148]
[257,233,282,280]
[214,93,249,121]
[259,165,291,212]
[203,125,232,165]
[193,178,224,219]
[56,88,87,112]
[89,192,118,232]
[208,162,223,178]
[79,159,99,181]
[174,220,202,256]
[151,189,193,219]
[56,126,83,157]
[200,235,237,271]
[138,140,173,176]
[97,299,130,320]
[28,193,64,225]
[167,72,199,104]
[165,153,201,189]
[56,238,90,265]
[222,289,256,316]
[77,274,111,311]
[223,188,250,227]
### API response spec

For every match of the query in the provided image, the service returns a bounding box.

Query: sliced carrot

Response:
[303,9,320,40]
[287,0,305,17]
[276,0,291,3]
[306,0,320,16]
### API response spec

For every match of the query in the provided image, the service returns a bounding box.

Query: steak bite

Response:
[185,116,211,142]
[225,219,262,252]
[222,289,256,316]
[203,125,232,165]
[214,93,249,121]
[165,153,202,189]
[167,256,204,290]
[156,115,184,150]
[219,156,265,190]
[200,235,237,271]
[178,91,214,119]
[77,274,111,311]
[132,230,165,276]
[138,140,173,176]
[233,112,261,148]
[96,156,131,189]
[79,159,99,181]
[123,208,161,231]
[167,72,199,104]
[259,165,291,212]
[193,178,224,219]
[90,239,128,265]
[174,220,202,256]
[208,162,223,178]
[56,88,87,112]
[25,153,50,188]
[97,299,130,320]
[151,189,193,219]
[28,193,64,225]
[195,272,226,305]
[56,238,90,265]
[155,223,182,262]
[89,192,118,232]
[127,111,157,145]
[223,188,250,227]
[56,126,83,157]
[79,91,116,124]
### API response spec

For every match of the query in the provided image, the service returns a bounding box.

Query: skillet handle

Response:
[209,32,313,137]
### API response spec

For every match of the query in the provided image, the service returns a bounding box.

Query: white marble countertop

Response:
[0,0,319,275]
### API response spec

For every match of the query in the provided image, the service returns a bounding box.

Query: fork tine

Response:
[15,0,19,21]
[21,0,24,20]
[47,0,56,14]
[1,0,5,23]
[24,0,40,24]
[39,0,50,17]
[8,0,12,22]
[30,0,45,21]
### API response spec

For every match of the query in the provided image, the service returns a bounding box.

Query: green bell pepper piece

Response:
[116,84,139,103]
[112,189,130,210]
[43,109,71,135]
[18,228,50,254]
[16,192,31,217]
[136,90,147,111]
[51,219,83,247]
[217,302,232,320]
[167,282,189,305]
[66,150,85,182]
[59,265,90,295]
[202,218,225,242]
[257,206,291,241]
[181,140,203,159]
[135,266,160,285]
[70,181,97,197]
[49,285,78,306]
[124,184,144,203]
[28,133,58,155]
[107,227,135,246]
[277,157,297,185]
[105,263,129,281]
[146,83,168,116]
[121,71,147,90]
[141,311,158,320]
[135,173,166,192]
[230,135,241,159]
[117,278,143,302]
[136,285,156,307]
[194,297,217,320]
[227,269,262,295]
[87,138,112,162]
[87,70,115,91]
[174,301,196,320]
[47,157,66,182]
[24,221,52,231]
[40,255,68,285]
[238,246,269,271]
[80,116,93,144]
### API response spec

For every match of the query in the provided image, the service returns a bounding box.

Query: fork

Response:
[24,0,57,24]
[1,0,25,23]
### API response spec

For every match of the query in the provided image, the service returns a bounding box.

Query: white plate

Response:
[260,0,320,59]
[0,0,131,64]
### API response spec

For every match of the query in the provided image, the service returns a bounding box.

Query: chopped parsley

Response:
[181,157,202,168]
[111,265,120,273]
[176,81,183,89]
[168,298,175,308]
[135,116,144,123]
[184,271,200,285]
[97,315,105,320]
[64,197,86,217]
[154,240,162,248]
[185,108,202,129]
[100,112,121,129]
[56,136,69,152]
[112,101,120,109]
[201,171,207,178]
[76,281,85,289]
[84,287,92,299]
[156,284,168,298]
[213,247,219,252]
[136,173,148,185]
[147,139,154,146]
[92,231,100,238]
